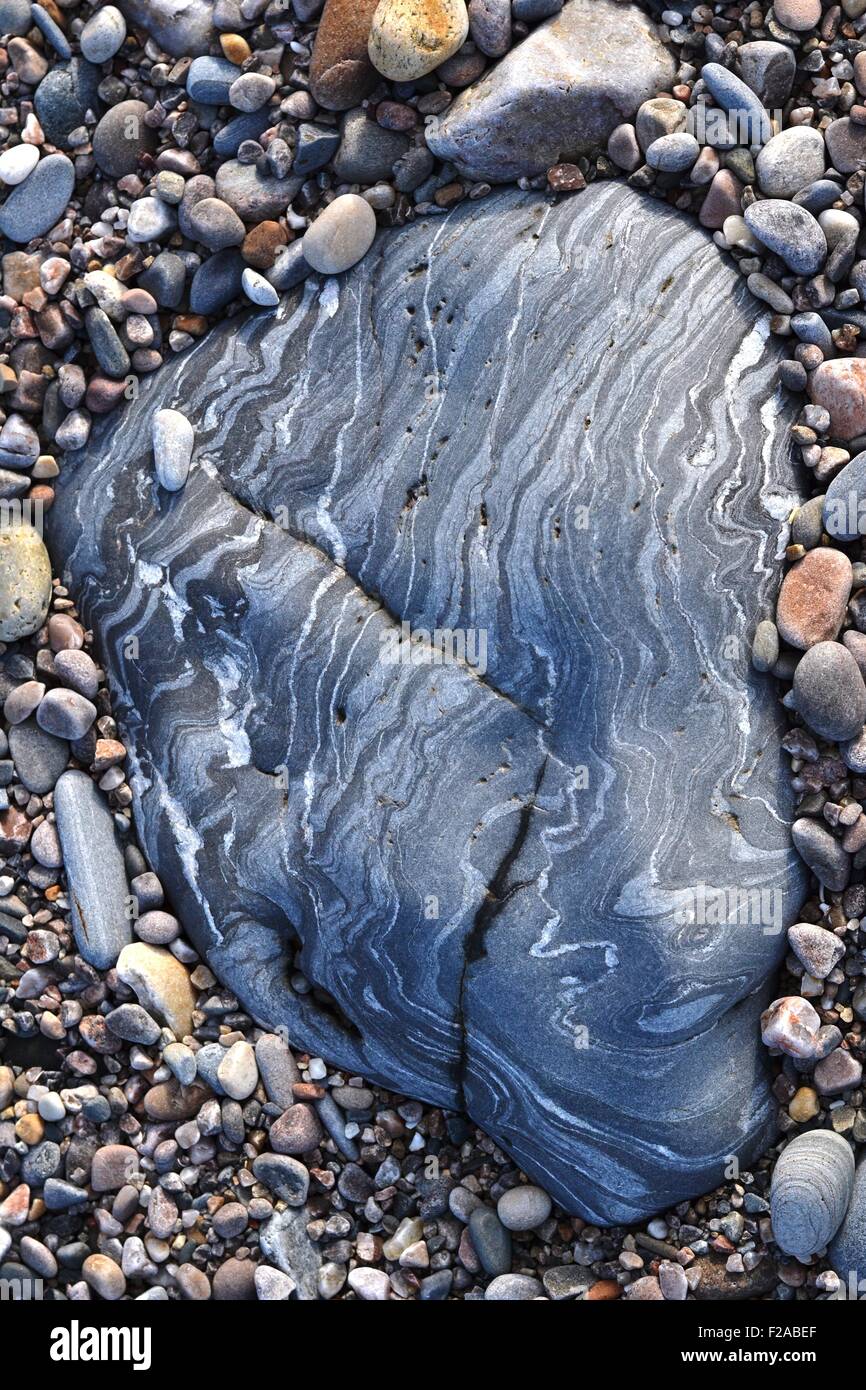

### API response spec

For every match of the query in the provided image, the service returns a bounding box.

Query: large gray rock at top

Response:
[426,0,675,182]
[49,184,805,1224]
[117,0,214,57]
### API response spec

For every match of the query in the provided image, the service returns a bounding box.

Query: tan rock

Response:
[369,0,469,81]
[774,0,821,30]
[116,942,195,1039]
[775,547,852,649]
[0,523,51,642]
[310,0,381,111]
[788,1086,820,1122]
[809,358,866,441]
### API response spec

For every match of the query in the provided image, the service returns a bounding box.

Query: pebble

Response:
[116,942,194,1039]
[214,160,300,220]
[756,126,825,200]
[135,909,179,944]
[607,122,641,173]
[294,121,342,176]
[105,1002,161,1045]
[368,0,469,81]
[736,40,796,106]
[270,1102,324,1154]
[127,197,177,245]
[830,1157,866,1281]
[36,688,97,740]
[810,359,866,442]
[0,152,74,244]
[496,1184,552,1231]
[332,107,408,184]
[187,55,241,105]
[0,143,38,186]
[468,0,510,56]
[8,719,68,795]
[751,619,779,673]
[824,117,866,176]
[788,922,846,980]
[815,1048,863,1096]
[485,1272,543,1299]
[774,0,821,28]
[0,0,32,37]
[252,1152,310,1205]
[700,62,772,144]
[761,995,822,1058]
[468,1205,511,1275]
[0,524,51,642]
[229,72,275,113]
[771,1130,853,1259]
[744,200,827,276]
[92,101,156,178]
[310,0,381,109]
[188,197,245,251]
[54,767,133,966]
[80,5,127,61]
[302,193,377,274]
[241,267,280,307]
[791,815,852,891]
[775,548,852,649]
[793,641,866,742]
[152,408,194,492]
[83,1253,126,1301]
[217,1040,258,1099]
[254,1265,296,1300]
[348,1266,391,1299]
[645,132,699,173]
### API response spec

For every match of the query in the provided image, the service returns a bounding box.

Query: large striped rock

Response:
[49,185,805,1223]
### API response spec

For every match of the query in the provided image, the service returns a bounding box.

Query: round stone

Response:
[793,641,866,741]
[93,101,156,177]
[485,1273,544,1299]
[217,1040,258,1100]
[0,524,51,641]
[80,5,127,62]
[302,193,377,275]
[188,196,245,252]
[269,1102,323,1154]
[36,688,97,740]
[744,199,827,276]
[774,0,821,29]
[810,359,866,442]
[496,1184,552,1231]
[645,132,699,172]
[83,1253,126,1300]
[135,909,180,944]
[756,126,825,199]
[127,196,177,244]
[229,72,276,112]
[368,0,469,81]
[775,548,851,649]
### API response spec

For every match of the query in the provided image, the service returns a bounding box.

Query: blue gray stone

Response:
[830,1157,866,1285]
[186,55,240,106]
[49,184,804,1224]
[0,153,74,244]
[33,60,99,148]
[53,769,133,969]
[824,450,866,543]
[117,0,214,57]
[426,0,675,182]
[771,1130,854,1260]
[700,61,772,145]
[744,199,827,276]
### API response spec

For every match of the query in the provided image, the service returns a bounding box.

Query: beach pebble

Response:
[830,1158,866,1281]
[252,1152,310,1205]
[54,770,132,967]
[775,548,852,649]
[83,1253,126,1301]
[756,126,825,199]
[36,688,96,740]
[0,143,38,186]
[309,0,380,110]
[485,1273,544,1299]
[302,193,377,274]
[127,197,177,245]
[187,55,241,105]
[774,0,821,29]
[80,5,126,61]
[771,1130,853,1259]
[645,132,699,172]
[468,0,510,55]
[152,409,194,492]
[217,1040,258,1100]
[788,923,846,980]
[496,1184,552,1231]
[229,72,276,112]
[0,524,51,641]
[0,152,74,244]
[92,101,156,178]
[791,815,852,892]
[815,1048,863,1096]
[368,0,469,81]
[761,995,822,1058]
[116,942,195,1039]
[736,41,796,106]
[752,619,779,673]
[241,267,279,306]
[744,200,827,275]
[810,360,866,442]
[793,641,866,742]
[468,1206,511,1275]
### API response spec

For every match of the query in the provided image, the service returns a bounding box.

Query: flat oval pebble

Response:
[0,524,51,641]
[302,192,377,274]
[92,100,156,178]
[241,266,280,307]
[496,1184,552,1231]
[810,359,866,442]
[0,143,38,186]
[0,152,73,244]
[771,1130,853,1260]
[645,132,699,173]
[792,641,866,741]
[744,199,827,275]
[152,408,194,492]
[80,5,126,61]
[756,125,825,199]
[36,688,96,740]
[368,0,469,81]
[775,548,852,649]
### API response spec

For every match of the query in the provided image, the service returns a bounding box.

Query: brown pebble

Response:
[213,1256,257,1300]
[269,1102,324,1154]
[548,163,587,192]
[220,33,251,64]
[241,220,288,270]
[586,1278,622,1300]
[309,0,381,110]
[775,547,852,649]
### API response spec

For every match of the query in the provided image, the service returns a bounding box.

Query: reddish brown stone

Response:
[586,1279,621,1300]
[698,169,743,229]
[241,220,288,270]
[548,163,587,192]
[269,1101,323,1154]
[776,547,852,649]
[0,806,31,856]
[810,357,866,440]
[309,0,381,111]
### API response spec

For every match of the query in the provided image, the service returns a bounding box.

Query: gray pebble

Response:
[187,55,241,104]
[0,152,74,244]
[645,132,699,172]
[792,816,851,892]
[252,1152,310,1205]
[756,126,825,199]
[468,1206,511,1275]
[54,769,132,968]
[751,619,779,673]
[36,688,96,740]
[8,718,68,795]
[793,641,866,741]
[744,200,827,276]
[105,1002,161,1045]
[773,1130,853,1260]
[332,107,409,184]
[152,409,193,492]
[485,1272,544,1299]
[80,5,126,62]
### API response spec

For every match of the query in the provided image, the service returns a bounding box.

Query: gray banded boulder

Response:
[48,184,804,1222]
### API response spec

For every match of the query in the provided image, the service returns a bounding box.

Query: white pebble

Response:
[0,144,38,186]
[241,267,279,308]
[152,408,194,492]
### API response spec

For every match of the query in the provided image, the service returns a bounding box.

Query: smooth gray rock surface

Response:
[54,770,133,969]
[49,184,805,1223]
[117,0,214,57]
[830,1156,866,1285]
[426,0,675,182]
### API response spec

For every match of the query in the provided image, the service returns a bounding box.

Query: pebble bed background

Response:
[3,0,866,1301]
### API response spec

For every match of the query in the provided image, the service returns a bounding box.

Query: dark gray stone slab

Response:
[49,184,805,1223]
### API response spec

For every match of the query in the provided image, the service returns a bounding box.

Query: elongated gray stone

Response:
[426,0,675,182]
[49,185,805,1223]
[54,770,132,969]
